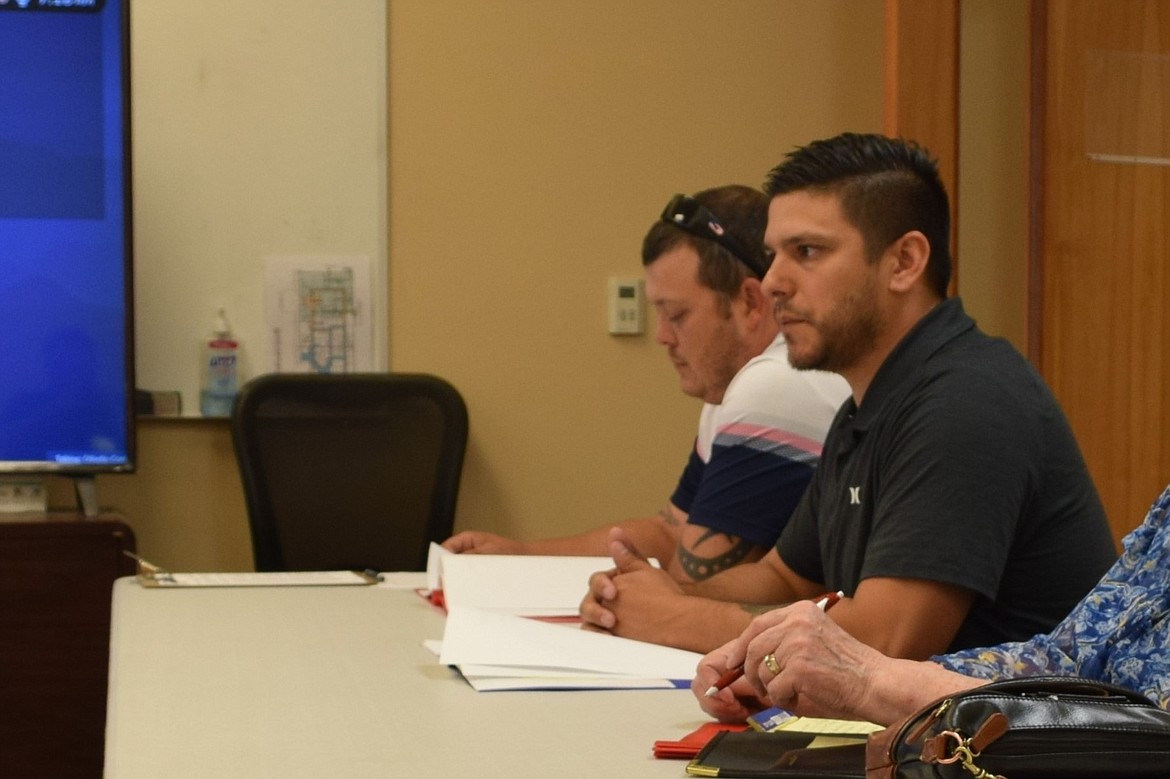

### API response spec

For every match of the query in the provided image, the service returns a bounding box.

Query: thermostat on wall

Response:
[607,277,644,335]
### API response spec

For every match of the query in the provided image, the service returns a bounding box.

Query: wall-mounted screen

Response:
[0,0,134,479]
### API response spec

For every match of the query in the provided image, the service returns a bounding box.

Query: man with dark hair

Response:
[764,133,953,298]
[444,185,849,583]
[581,133,1116,655]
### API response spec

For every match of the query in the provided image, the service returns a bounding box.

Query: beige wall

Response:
[65,1,1028,571]
[957,0,1030,352]
[385,0,884,544]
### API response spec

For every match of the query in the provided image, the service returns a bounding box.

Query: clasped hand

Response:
[578,527,688,643]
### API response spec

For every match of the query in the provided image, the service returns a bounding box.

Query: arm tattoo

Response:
[677,530,756,581]
[739,602,784,616]
[657,506,680,527]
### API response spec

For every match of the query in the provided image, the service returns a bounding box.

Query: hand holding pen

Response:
[703,590,844,697]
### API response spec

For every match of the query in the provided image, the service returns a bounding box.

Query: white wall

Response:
[130,0,387,411]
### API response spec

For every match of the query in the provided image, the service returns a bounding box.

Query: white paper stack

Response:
[437,605,703,691]
[426,542,615,617]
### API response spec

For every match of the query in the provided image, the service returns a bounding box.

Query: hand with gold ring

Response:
[741,600,915,724]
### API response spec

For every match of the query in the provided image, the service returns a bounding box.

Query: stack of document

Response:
[431,545,614,617]
[438,605,703,691]
[426,545,699,691]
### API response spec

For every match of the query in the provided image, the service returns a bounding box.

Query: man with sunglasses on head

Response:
[443,185,849,584]
[581,134,1115,657]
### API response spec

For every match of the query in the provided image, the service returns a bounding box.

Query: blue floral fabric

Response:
[935,483,1170,709]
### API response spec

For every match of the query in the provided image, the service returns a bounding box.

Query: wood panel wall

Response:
[1030,0,1170,542]
[884,0,960,288]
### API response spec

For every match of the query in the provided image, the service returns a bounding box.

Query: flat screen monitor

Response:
[0,0,134,488]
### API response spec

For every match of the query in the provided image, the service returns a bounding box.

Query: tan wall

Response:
[957,0,1029,352]
[385,0,884,545]
[66,1,1030,571]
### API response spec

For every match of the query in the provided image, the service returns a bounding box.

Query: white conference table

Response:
[103,577,710,778]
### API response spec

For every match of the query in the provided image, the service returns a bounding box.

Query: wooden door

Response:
[885,0,960,282]
[1033,0,1170,542]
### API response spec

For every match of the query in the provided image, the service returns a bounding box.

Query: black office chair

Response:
[230,372,468,572]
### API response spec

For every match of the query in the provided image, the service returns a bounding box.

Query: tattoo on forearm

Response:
[658,507,680,527]
[678,532,755,581]
[739,602,783,616]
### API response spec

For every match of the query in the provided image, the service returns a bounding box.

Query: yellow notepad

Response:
[748,707,882,735]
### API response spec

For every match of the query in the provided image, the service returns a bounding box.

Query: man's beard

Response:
[781,286,881,374]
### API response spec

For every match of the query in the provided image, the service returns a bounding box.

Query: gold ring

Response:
[764,653,781,675]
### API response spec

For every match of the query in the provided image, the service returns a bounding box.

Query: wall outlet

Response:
[0,481,47,513]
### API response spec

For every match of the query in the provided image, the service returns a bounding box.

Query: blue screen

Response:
[0,0,133,470]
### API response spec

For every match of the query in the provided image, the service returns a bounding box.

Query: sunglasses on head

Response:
[660,194,768,278]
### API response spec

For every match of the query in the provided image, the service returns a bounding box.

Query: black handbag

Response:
[865,676,1170,779]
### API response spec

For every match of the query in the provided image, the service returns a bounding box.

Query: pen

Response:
[122,550,177,584]
[704,590,844,697]
[123,549,160,573]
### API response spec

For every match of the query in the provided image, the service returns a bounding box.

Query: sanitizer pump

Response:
[199,308,240,417]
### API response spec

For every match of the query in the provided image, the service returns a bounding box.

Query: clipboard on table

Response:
[126,552,383,588]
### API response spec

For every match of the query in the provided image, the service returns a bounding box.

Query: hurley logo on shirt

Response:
[849,486,861,505]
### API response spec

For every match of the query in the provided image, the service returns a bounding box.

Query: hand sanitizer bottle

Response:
[199,308,239,417]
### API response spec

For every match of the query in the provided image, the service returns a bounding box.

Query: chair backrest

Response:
[231,372,468,572]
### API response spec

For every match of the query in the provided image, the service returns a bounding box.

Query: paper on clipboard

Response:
[136,570,380,588]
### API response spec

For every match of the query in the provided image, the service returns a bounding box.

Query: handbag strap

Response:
[864,688,959,779]
[864,724,901,779]
[970,675,1156,705]
[920,713,1010,779]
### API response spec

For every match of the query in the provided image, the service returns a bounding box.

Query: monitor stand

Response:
[74,476,100,518]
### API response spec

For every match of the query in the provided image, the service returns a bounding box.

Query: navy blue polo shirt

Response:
[776,297,1116,651]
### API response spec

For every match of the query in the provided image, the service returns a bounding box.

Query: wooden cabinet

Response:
[0,514,136,778]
